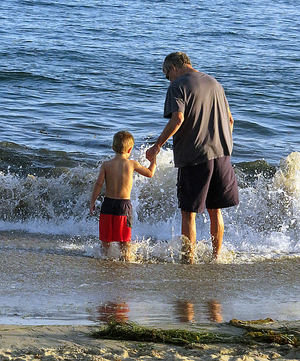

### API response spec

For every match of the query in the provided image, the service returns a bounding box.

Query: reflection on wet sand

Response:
[96,299,223,325]
[97,302,129,322]
[207,300,223,323]
[175,301,195,323]
[175,300,223,323]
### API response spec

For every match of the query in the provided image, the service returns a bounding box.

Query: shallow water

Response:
[0,231,299,326]
[0,149,299,325]
[0,150,300,325]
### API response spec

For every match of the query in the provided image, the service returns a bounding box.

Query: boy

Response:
[90,131,156,261]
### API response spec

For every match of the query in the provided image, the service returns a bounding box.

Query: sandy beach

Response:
[0,320,299,361]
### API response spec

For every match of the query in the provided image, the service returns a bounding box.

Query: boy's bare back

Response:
[103,156,136,199]
[104,154,155,199]
[90,152,156,214]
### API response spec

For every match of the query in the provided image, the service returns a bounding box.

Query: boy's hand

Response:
[151,155,157,165]
[90,204,95,215]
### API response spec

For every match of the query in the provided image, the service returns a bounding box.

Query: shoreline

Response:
[0,320,299,360]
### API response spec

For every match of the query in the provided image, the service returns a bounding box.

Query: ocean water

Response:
[0,0,299,326]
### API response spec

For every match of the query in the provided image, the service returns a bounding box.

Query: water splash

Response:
[274,151,300,199]
[0,148,299,263]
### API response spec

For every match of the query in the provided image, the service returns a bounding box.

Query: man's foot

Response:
[212,251,220,260]
[181,253,195,264]
[181,235,195,264]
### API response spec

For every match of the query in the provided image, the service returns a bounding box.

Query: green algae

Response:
[92,319,299,348]
[92,320,240,347]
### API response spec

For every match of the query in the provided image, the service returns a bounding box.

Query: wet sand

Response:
[0,321,299,360]
[1,232,300,359]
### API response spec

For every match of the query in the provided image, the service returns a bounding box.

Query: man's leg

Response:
[181,211,196,264]
[207,208,224,259]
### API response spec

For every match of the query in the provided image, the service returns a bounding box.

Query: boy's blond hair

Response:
[112,131,135,154]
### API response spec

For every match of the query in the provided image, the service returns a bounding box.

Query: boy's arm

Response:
[90,163,105,214]
[228,106,234,133]
[133,158,156,178]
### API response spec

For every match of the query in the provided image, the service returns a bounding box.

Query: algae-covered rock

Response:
[229,318,274,329]
[229,318,299,347]
[245,330,298,347]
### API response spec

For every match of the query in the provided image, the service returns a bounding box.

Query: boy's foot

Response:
[120,242,134,262]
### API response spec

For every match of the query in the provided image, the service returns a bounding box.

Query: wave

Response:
[0,145,299,263]
[0,71,59,83]
[19,0,97,10]
[0,141,96,176]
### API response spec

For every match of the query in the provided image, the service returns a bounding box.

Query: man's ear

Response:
[128,146,133,153]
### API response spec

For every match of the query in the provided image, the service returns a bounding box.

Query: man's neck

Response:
[174,65,197,80]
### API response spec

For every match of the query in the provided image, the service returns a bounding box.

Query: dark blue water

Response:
[0,0,299,164]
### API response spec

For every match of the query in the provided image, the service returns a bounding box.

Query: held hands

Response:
[146,144,161,162]
[89,203,95,215]
[151,154,157,165]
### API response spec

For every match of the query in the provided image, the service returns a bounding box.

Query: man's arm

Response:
[146,111,184,161]
[90,163,105,214]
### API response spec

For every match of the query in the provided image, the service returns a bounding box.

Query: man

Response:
[146,52,239,263]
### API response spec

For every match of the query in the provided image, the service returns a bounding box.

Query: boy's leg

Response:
[120,242,132,262]
[101,241,110,258]
[181,211,196,264]
[207,208,224,259]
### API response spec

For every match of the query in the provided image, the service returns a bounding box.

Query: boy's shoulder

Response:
[102,157,137,167]
[100,159,108,168]
[101,157,117,166]
[101,158,111,165]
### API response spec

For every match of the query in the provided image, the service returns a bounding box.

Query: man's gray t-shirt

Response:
[164,71,233,168]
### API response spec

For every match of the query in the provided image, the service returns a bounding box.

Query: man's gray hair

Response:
[163,52,192,73]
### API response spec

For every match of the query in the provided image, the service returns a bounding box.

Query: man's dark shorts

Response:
[177,156,239,213]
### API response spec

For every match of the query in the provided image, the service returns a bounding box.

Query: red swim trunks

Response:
[99,197,132,243]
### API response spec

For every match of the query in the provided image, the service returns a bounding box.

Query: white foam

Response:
[0,150,299,263]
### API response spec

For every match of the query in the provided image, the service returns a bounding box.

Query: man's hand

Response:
[146,144,161,162]
[146,112,184,162]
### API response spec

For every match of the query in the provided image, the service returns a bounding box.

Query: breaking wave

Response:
[0,144,299,263]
